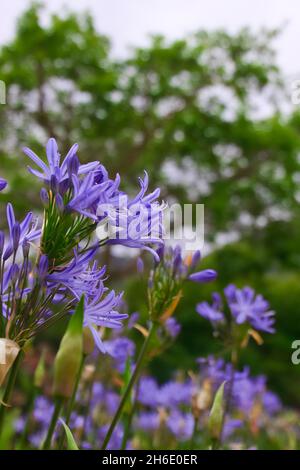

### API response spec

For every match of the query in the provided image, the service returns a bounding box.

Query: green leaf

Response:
[59,419,79,450]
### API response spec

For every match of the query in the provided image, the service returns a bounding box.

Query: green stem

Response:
[42,396,64,450]
[190,416,198,450]
[58,354,85,449]
[18,387,38,449]
[216,347,238,449]
[101,322,157,450]
[120,390,139,450]
[0,349,24,436]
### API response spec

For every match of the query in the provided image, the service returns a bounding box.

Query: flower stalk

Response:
[101,322,158,450]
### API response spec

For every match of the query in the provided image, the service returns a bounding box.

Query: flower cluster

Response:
[24,139,165,261]
[0,138,165,352]
[14,354,283,450]
[196,284,275,334]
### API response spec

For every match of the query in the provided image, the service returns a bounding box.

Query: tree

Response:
[1,3,300,241]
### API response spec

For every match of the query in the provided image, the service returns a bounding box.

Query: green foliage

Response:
[1,3,300,243]
[59,419,79,450]
[1,2,300,413]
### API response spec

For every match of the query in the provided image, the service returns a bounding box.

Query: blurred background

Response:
[1,1,300,406]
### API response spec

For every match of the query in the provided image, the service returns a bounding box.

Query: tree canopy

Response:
[1,3,300,240]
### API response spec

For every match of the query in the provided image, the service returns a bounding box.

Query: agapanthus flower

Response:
[83,288,125,353]
[158,381,192,408]
[197,357,281,420]
[166,410,194,441]
[196,293,224,324]
[97,171,166,260]
[137,377,160,407]
[48,252,125,353]
[135,411,160,432]
[25,139,165,261]
[224,284,275,333]
[165,317,181,338]
[222,419,243,440]
[262,391,282,415]
[66,172,107,221]
[104,337,135,372]
[46,248,102,299]
[196,284,275,334]
[4,203,40,257]
[23,138,99,188]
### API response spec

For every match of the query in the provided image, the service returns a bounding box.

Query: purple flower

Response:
[165,317,181,338]
[102,172,165,261]
[4,203,40,258]
[127,312,140,329]
[84,289,126,353]
[47,247,126,352]
[66,173,106,221]
[47,248,103,299]
[14,416,26,433]
[137,377,160,407]
[23,138,99,187]
[158,381,192,408]
[135,411,160,432]
[196,292,225,324]
[197,285,275,334]
[136,257,144,274]
[262,391,282,415]
[224,284,275,333]
[166,410,194,441]
[190,250,201,268]
[0,178,7,191]
[189,269,217,283]
[104,337,135,372]
[33,397,54,426]
[222,419,243,440]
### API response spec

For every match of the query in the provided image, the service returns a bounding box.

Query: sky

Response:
[0,0,300,80]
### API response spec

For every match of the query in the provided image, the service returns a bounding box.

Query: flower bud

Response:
[190,250,201,269]
[37,255,49,280]
[208,381,226,442]
[40,188,49,207]
[55,194,64,213]
[34,351,46,389]
[3,244,13,261]
[67,154,79,178]
[0,178,7,192]
[10,263,20,284]
[136,257,144,274]
[189,269,217,283]
[0,339,20,387]
[22,240,30,258]
[12,223,21,252]
[53,297,84,398]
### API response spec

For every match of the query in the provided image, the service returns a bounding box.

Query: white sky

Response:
[0,0,300,79]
